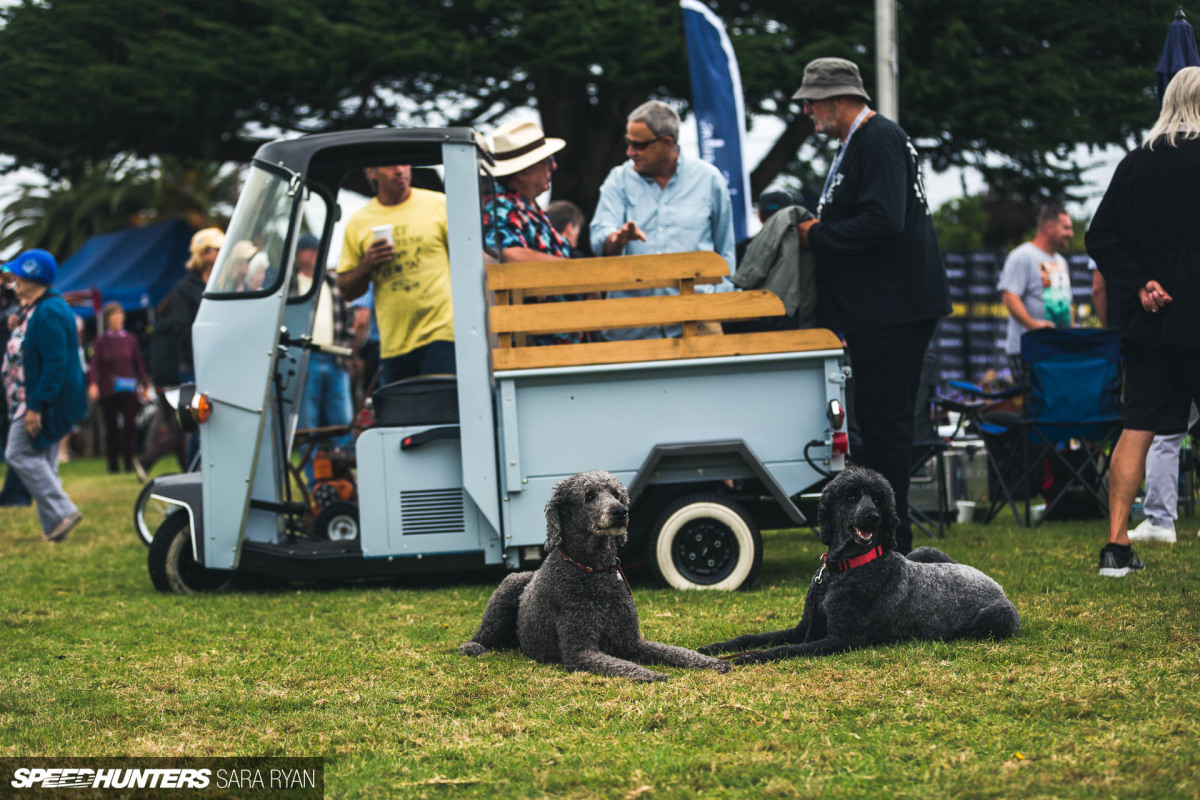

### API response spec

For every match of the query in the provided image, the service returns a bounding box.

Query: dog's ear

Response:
[816,477,838,547]
[544,478,572,552]
[544,494,563,552]
[876,475,900,551]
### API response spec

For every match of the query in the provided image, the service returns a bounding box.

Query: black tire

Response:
[133,477,182,548]
[649,492,762,591]
[147,511,233,594]
[313,502,360,542]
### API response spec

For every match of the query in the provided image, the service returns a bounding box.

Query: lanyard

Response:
[818,105,872,217]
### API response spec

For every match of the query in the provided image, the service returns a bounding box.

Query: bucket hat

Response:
[2,249,57,285]
[490,121,565,177]
[792,57,871,102]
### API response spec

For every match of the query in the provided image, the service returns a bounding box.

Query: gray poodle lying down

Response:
[461,471,730,682]
[700,467,1020,664]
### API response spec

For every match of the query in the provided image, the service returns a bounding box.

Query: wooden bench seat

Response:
[488,251,841,371]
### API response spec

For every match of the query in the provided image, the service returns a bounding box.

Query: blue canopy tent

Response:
[55,219,194,318]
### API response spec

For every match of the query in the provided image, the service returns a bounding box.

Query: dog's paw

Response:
[710,659,732,673]
[729,652,764,666]
[459,641,487,657]
[696,644,720,656]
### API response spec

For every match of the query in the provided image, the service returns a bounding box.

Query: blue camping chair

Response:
[981,328,1123,526]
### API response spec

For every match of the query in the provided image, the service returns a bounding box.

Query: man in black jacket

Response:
[792,57,951,554]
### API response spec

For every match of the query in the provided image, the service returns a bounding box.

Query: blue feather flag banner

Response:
[680,0,752,241]
[1157,17,1200,107]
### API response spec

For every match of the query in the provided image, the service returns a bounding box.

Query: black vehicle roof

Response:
[252,127,486,198]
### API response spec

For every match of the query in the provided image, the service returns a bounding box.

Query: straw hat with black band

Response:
[490,121,565,177]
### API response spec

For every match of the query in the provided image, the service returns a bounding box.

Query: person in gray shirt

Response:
[997,205,1075,381]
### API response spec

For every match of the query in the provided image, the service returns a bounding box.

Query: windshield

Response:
[208,166,295,296]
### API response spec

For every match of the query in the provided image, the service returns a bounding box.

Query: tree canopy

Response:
[0,0,1173,225]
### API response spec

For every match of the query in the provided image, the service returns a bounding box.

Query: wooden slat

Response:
[489,291,785,336]
[493,329,844,371]
[487,251,728,294]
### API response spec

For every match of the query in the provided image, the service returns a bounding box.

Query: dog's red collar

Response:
[560,552,632,595]
[823,546,885,572]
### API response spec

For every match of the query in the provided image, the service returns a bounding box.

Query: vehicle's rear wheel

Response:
[133,477,182,548]
[147,511,233,594]
[313,502,360,542]
[650,493,762,591]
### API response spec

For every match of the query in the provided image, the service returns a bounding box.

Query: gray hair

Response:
[1144,66,1200,149]
[628,100,680,142]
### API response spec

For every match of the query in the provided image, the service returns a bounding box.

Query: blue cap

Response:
[759,190,794,215]
[2,249,57,285]
[297,233,320,251]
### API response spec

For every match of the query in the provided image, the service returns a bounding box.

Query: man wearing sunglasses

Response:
[590,100,736,341]
[792,57,950,556]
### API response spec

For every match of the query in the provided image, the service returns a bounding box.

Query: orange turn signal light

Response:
[192,393,213,424]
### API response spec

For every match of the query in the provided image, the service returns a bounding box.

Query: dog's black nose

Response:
[611,506,628,522]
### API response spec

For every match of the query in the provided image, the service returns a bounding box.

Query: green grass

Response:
[2,460,1199,799]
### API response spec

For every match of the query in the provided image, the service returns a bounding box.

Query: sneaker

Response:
[132,459,148,484]
[1098,544,1145,578]
[1127,518,1176,544]
[44,511,83,543]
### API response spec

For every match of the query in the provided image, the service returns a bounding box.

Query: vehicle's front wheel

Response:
[133,477,182,548]
[147,511,233,594]
[649,493,762,591]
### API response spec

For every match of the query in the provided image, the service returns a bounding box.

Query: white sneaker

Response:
[1127,519,1177,544]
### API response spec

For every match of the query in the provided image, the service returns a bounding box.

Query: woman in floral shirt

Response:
[483,120,587,346]
[1,250,88,542]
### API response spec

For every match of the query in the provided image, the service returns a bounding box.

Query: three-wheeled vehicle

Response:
[145,127,849,594]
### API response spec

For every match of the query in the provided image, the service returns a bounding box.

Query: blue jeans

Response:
[380,340,456,387]
[299,353,353,445]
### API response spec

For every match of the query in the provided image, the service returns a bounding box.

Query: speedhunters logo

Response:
[11,768,211,789]
[1,758,322,798]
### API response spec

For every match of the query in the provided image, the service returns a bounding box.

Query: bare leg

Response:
[1107,429,1156,546]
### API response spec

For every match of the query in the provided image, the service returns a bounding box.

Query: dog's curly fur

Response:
[460,471,730,681]
[699,467,1020,664]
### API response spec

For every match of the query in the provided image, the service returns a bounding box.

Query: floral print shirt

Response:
[483,185,587,345]
[3,306,30,421]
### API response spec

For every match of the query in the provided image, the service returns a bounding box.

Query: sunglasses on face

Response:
[625,135,665,151]
[202,246,220,254]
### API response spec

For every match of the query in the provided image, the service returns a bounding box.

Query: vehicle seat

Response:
[372,375,459,426]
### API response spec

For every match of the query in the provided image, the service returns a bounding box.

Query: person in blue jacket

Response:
[2,250,89,542]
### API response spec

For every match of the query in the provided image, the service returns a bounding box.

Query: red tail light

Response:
[832,431,849,454]
[828,399,845,430]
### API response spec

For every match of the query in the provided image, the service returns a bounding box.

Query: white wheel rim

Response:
[327,514,358,542]
[656,502,754,591]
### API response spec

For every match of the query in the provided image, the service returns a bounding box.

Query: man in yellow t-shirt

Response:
[337,165,455,385]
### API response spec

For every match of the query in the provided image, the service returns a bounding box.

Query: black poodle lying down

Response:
[700,467,1020,664]
[461,471,730,682]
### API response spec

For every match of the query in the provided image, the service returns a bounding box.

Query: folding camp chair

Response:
[910,351,949,538]
[989,328,1123,526]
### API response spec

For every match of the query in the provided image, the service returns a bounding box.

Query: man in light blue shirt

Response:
[590,100,736,340]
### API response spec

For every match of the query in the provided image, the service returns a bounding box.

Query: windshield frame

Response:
[204,160,303,301]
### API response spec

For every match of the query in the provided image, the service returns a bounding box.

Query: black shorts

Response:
[1122,342,1200,433]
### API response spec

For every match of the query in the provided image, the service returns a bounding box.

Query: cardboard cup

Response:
[371,224,394,245]
[956,500,976,524]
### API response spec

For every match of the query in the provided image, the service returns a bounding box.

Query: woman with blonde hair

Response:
[1085,66,1200,577]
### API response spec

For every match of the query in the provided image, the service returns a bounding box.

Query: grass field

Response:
[2,460,1198,799]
